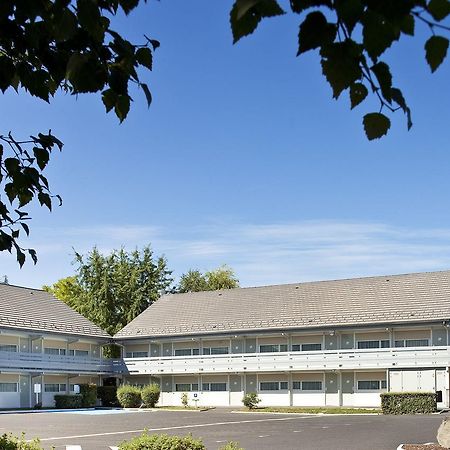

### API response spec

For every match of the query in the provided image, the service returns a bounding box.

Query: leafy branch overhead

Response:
[0,0,158,264]
[230,0,450,140]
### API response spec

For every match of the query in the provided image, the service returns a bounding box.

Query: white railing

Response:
[122,346,450,375]
[0,350,116,374]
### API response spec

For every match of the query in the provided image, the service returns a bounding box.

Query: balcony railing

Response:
[0,350,116,375]
[122,346,450,375]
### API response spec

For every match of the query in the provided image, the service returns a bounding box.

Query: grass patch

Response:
[244,406,379,414]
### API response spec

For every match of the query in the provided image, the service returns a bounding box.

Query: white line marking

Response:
[39,416,306,442]
[66,446,82,450]
[321,426,329,429]
[293,430,302,433]
[109,447,119,450]
[216,441,227,443]
[258,435,270,438]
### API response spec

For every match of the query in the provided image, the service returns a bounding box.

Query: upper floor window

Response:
[259,381,288,391]
[0,344,17,352]
[202,382,227,391]
[203,347,229,355]
[0,382,18,392]
[125,351,148,358]
[292,343,322,352]
[357,340,390,349]
[44,347,66,356]
[259,344,288,353]
[357,380,387,390]
[174,348,200,356]
[69,349,89,357]
[44,383,67,393]
[394,339,429,348]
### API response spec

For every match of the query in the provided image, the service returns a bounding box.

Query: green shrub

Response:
[117,385,142,408]
[119,432,205,450]
[181,392,189,408]
[141,384,160,408]
[218,442,245,450]
[79,383,97,407]
[97,386,119,407]
[381,392,437,414]
[54,394,82,409]
[0,433,44,449]
[242,392,260,410]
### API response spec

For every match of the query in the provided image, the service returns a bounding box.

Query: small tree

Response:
[242,392,261,410]
[141,384,161,408]
[181,392,189,408]
[117,385,142,408]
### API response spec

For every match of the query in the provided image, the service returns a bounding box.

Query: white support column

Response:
[228,374,231,406]
[323,372,326,406]
[288,372,293,406]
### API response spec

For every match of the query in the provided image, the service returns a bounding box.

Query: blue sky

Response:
[1,1,450,289]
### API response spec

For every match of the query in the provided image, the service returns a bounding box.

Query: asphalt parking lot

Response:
[0,409,447,450]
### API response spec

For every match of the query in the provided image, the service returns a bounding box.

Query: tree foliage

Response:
[177,265,239,293]
[230,0,450,140]
[0,0,158,264]
[44,246,173,335]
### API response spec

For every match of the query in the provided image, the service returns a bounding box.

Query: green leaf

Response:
[141,83,152,107]
[335,0,364,35]
[428,0,450,21]
[77,0,104,42]
[349,82,368,109]
[320,40,363,98]
[119,0,140,14]
[363,112,391,140]
[290,0,332,13]
[115,94,131,122]
[28,248,37,264]
[136,47,153,70]
[21,223,30,236]
[230,0,285,43]
[53,8,78,42]
[0,56,15,92]
[391,87,412,130]
[297,12,337,55]
[38,192,52,211]
[400,14,415,36]
[33,147,50,170]
[102,89,117,113]
[16,246,25,268]
[370,61,392,102]
[362,11,400,60]
[425,35,449,72]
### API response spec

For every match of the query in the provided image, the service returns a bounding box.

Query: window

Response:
[202,382,227,391]
[394,339,429,348]
[44,347,66,356]
[174,348,200,356]
[357,340,390,349]
[381,380,387,389]
[203,347,229,355]
[125,351,148,358]
[292,343,322,351]
[175,383,199,392]
[0,344,17,352]
[259,381,288,391]
[357,380,386,390]
[69,349,89,357]
[44,383,67,393]
[259,344,288,353]
[300,381,322,391]
[0,382,18,392]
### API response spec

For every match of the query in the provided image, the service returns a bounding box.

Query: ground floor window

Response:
[292,343,322,351]
[0,344,17,352]
[44,383,67,393]
[394,339,429,348]
[174,348,200,356]
[259,381,288,391]
[357,380,387,390]
[125,351,148,358]
[0,382,18,392]
[69,349,89,357]
[259,344,288,353]
[44,347,66,356]
[357,340,390,349]
[175,383,199,392]
[202,382,227,391]
[293,381,323,391]
[203,347,229,355]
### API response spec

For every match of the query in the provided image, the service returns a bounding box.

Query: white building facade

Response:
[115,271,450,409]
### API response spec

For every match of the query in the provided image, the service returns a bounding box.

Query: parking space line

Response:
[39,416,305,442]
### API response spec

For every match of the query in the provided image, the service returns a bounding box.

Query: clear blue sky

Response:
[1,1,450,288]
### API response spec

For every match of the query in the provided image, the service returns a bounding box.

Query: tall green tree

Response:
[177,265,239,293]
[44,246,173,335]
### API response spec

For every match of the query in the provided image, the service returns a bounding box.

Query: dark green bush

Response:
[381,392,437,414]
[141,384,160,408]
[242,392,260,410]
[118,432,205,450]
[117,385,142,408]
[97,386,119,407]
[79,383,97,407]
[54,394,83,409]
[0,433,43,449]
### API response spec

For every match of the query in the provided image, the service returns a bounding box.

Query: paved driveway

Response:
[0,409,446,450]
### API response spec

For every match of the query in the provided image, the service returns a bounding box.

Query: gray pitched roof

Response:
[0,283,110,339]
[115,270,450,339]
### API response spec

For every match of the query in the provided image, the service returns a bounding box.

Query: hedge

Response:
[141,384,160,408]
[117,385,142,408]
[380,392,437,414]
[118,433,205,450]
[80,383,97,407]
[97,386,119,407]
[0,433,44,449]
[54,394,83,409]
